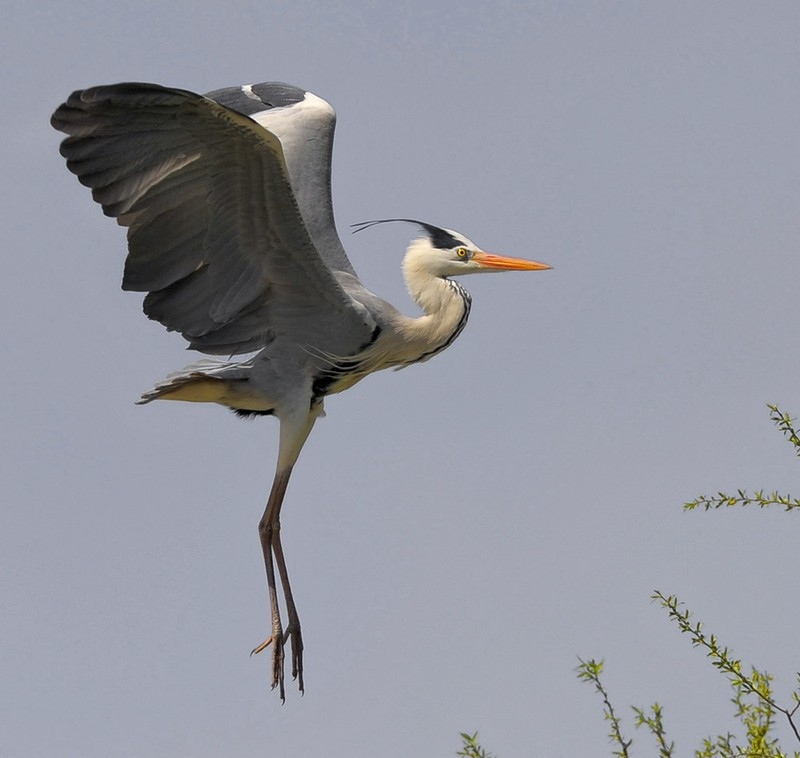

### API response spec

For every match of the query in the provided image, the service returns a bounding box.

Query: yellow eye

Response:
[456,247,469,258]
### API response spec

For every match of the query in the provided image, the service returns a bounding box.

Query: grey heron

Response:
[51,81,551,700]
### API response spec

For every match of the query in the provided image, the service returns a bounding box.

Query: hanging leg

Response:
[251,401,321,700]
[251,467,293,700]
[272,519,304,692]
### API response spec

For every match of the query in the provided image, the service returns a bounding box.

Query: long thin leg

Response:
[252,467,293,701]
[272,521,303,692]
[251,400,321,700]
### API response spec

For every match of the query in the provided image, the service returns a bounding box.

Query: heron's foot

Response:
[250,623,304,698]
[250,630,286,701]
[284,622,304,694]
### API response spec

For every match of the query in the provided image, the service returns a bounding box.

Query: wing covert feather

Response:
[52,82,374,356]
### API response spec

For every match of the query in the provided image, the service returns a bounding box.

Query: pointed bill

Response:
[472,252,551,271]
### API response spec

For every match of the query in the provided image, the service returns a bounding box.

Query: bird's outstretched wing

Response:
[206,83,357,277]
[51,82,374,356]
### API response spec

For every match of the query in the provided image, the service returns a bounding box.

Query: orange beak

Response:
[472,251,552,271]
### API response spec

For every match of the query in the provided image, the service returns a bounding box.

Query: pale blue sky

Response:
[3,2,800,756]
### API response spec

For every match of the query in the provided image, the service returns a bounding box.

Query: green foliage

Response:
[685,405,800,511]
[576,405,800,757]
[576,658,632,757]
[685,488,800,512]
[577,594,800,756]
[632,702,674,758]
[654,591,800,756]
[457,732,494,758]
[461,405,800,756]
[768,405,800,457]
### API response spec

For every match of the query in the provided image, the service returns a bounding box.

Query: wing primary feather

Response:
[52,82,377,360]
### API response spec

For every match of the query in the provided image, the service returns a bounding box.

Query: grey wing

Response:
[51,82,375,356]
[205,82,357,277]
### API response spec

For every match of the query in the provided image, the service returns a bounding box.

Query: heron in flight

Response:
[51,81,551,700]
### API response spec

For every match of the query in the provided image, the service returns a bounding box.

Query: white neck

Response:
[391,244,472,366]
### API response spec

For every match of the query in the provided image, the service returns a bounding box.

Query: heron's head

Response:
[352,218,551,279]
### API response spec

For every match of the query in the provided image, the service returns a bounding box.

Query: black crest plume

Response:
[351,218,463,250]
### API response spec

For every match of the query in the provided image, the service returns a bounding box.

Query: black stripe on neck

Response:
[409,280,472,365]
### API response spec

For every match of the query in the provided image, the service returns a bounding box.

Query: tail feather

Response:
[137,372,228,405]
[137,358,272,413]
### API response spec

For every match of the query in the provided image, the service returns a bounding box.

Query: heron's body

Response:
[51,81,550,700]
[142,235,474,414]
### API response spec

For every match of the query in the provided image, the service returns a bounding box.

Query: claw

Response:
[283,624,304,693]
[270,635,285,701]
[250,637,273,657]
